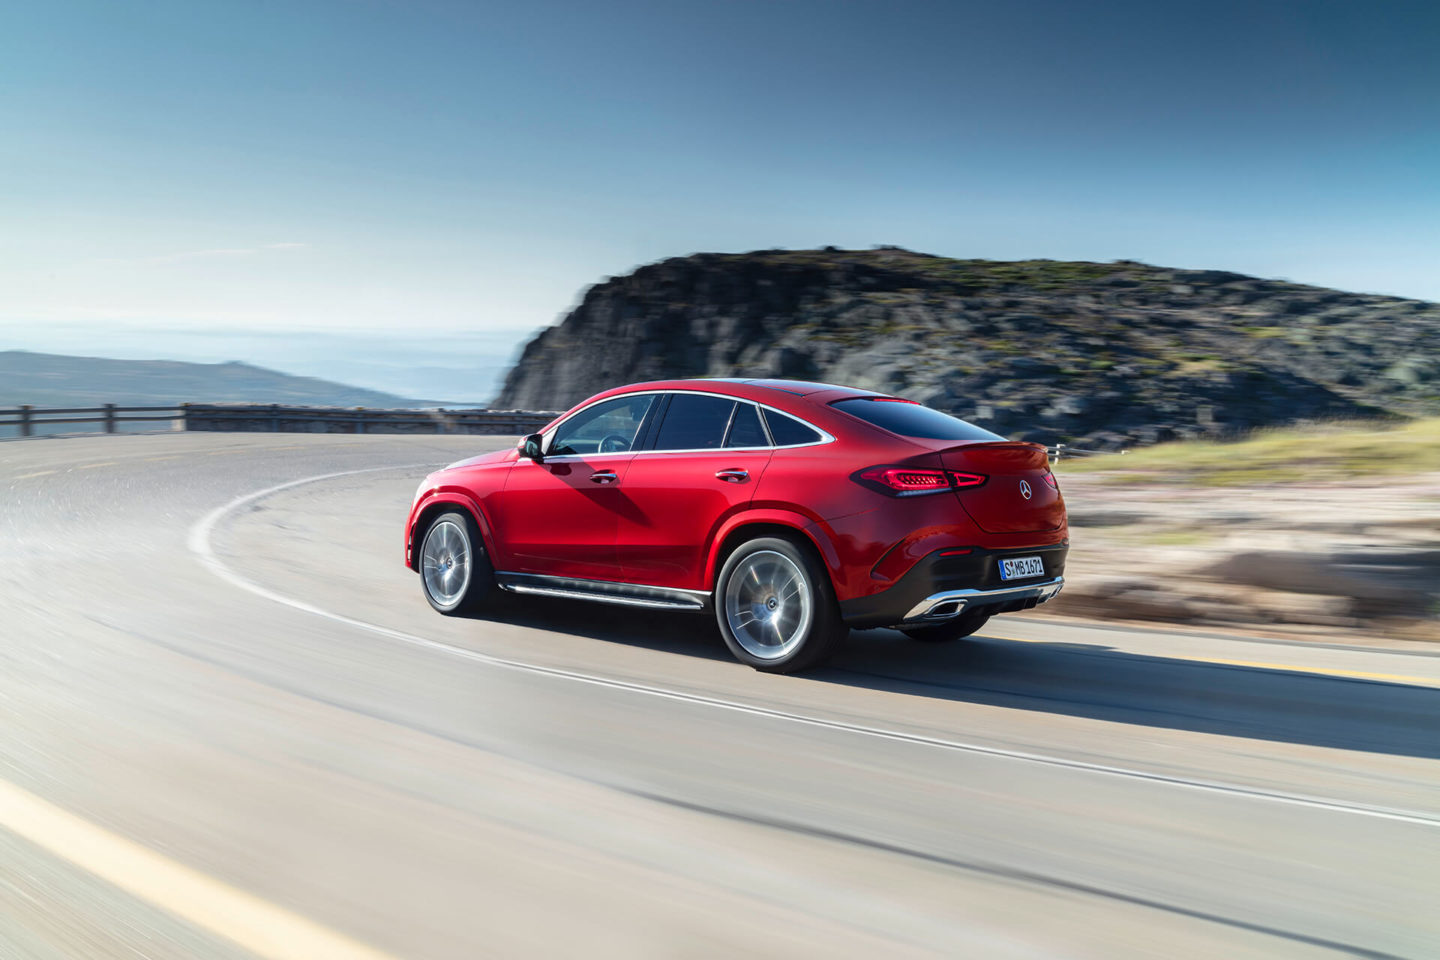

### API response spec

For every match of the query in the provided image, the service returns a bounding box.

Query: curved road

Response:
[3,433,1439,958]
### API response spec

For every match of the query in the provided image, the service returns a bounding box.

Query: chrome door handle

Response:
[715,469,749,482]
[589,470,618,484]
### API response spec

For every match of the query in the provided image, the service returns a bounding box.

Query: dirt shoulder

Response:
[1050,466,1440,646]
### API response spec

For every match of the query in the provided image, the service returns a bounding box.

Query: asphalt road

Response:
[2,433,1438,959]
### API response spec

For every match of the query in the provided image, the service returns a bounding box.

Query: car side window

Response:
[762,409,823,447]
[548,395,656,456]
[651,394,736,451]
[725,403,769,448]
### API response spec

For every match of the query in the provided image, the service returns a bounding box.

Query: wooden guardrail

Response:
[183,404,557,435]
[0,406,1130,450]
[0,404,185,437]
[1049,442,1114,461]
[0,404,559,438]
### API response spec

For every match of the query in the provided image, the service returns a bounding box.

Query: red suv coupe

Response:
[405,379,1066,672]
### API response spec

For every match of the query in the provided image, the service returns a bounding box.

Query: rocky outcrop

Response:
[494,248,1440,447]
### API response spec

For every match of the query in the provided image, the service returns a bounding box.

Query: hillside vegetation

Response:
[496,248,1440,448]
[1061,417,1440,485]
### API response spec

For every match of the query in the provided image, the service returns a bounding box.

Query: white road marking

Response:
[189,466,1440,829]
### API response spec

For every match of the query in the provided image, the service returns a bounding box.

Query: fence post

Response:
[356,407,366,435]
[104,403,116,434]
[19,404,32,438]
[180,403,189,431]
[270,404,280,432]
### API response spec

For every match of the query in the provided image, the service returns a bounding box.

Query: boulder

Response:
[1201,550,1433,613]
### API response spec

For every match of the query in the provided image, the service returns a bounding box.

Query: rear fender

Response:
[704,508,841,592]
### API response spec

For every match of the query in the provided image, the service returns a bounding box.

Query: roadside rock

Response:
[1052,584,1197,622]
[1246,590,1357,628]
[1203,550,1434,614]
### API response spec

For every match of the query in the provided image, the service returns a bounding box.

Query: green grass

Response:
[1060,417,1440,485]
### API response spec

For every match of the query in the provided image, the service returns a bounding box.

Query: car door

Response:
[615,393,774,590]
[494,393,657,581]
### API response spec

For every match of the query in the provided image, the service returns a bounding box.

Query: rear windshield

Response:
[831,397,1003,441]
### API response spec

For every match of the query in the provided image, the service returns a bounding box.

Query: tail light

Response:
[858,467,989,496]
[1042,471,1059,489]
[860,467,949,494]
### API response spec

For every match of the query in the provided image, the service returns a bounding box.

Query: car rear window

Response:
[652,394,735,450]
[762,409,823,447]
[725,403,769,448]
[830,397,1002,441]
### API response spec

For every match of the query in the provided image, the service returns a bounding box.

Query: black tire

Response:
[714,536,845,673]
[417,510,496,616]
[900,608,991,643]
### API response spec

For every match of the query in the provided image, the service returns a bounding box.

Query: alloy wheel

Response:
[421,519,472,607]
[723,549,813,660]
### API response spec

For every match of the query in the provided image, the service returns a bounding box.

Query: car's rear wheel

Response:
[715,536,844,673]
[900,608,991,642]
[419,510,495,616]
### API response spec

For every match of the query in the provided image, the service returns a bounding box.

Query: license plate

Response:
[999,556,1045,580]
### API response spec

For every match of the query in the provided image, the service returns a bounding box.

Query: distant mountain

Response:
[495,248,1440,448]
[0,351,427,408]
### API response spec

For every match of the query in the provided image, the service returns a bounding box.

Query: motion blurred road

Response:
[3,433,1439,959]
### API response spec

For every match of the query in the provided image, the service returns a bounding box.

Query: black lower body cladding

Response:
[839,543,1068,629]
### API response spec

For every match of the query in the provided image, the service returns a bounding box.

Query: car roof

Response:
[694,378,841,396]
[599,378,883,404]
[551,378,921,452]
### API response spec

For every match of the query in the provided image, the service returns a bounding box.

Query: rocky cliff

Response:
[494,248,1440,447]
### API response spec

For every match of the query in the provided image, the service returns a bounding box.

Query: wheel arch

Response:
[705,510,840,593]
[408,493,497,571]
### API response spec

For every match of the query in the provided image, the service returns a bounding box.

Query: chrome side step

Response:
[494,572,709,611]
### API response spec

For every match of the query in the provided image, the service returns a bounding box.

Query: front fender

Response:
[405,489,499,569]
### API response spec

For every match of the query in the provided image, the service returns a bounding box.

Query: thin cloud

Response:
[92,243,309,266]
[148,248,257,263]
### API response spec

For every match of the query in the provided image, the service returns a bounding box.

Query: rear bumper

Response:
[839,542,1068,629]
[901,577,1063,623]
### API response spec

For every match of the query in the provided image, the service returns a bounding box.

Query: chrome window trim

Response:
[538,392,660,461]
[529,389,836,463]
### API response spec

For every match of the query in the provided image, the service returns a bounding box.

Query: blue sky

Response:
[2,0,1436,400]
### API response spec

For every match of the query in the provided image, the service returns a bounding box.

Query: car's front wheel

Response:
[418,510,496,616]
[715,536,845,673]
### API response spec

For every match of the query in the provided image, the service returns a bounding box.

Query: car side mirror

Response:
[520,433,545,462]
